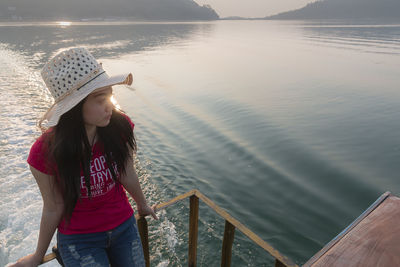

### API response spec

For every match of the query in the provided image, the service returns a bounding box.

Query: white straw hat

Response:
[39,47,133,128]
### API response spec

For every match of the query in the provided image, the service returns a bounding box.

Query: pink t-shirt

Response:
[27,114,135,235]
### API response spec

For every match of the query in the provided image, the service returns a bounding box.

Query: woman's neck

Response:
[85,124,97,146]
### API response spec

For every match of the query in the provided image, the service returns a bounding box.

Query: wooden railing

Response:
[41,189,298,267]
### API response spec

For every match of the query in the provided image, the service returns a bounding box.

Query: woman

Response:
[10,47,157,267]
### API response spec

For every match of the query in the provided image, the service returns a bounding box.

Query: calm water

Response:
[1,20,400,266]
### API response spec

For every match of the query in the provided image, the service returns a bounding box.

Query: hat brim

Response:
[42,72,133,128]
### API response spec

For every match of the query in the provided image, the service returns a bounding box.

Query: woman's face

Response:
[82,86,114,127]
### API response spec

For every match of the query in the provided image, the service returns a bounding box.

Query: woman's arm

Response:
[120,147,158,220]
[9,166,64,267]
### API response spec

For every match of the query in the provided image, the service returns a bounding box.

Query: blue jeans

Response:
[57,216,145,267]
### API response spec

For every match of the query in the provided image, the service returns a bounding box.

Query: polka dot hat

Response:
[39,47,133,128]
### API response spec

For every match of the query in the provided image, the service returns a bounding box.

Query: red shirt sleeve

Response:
[27,133,54,175]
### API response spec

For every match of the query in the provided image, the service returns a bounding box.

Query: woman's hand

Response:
[137,203,159,220]
[8,253,41,267]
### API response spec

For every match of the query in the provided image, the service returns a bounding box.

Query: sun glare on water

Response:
[57,21,72,26]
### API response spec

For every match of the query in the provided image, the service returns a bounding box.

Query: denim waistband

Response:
[57,215,135,241]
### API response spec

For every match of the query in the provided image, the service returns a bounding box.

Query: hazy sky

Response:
[194,0,317,18]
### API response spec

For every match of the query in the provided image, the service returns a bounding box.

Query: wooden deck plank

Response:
[307,194,400,267]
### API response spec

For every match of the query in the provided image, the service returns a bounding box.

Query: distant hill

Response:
[0,0,219,21]
[267,0,400,20]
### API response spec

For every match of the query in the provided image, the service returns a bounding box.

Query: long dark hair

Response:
[44,98,136,221]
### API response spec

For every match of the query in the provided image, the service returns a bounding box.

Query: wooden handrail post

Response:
[275,259,287,267]
[221,220,236,267]
[137,216,150,267]
[188,195,199,267]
